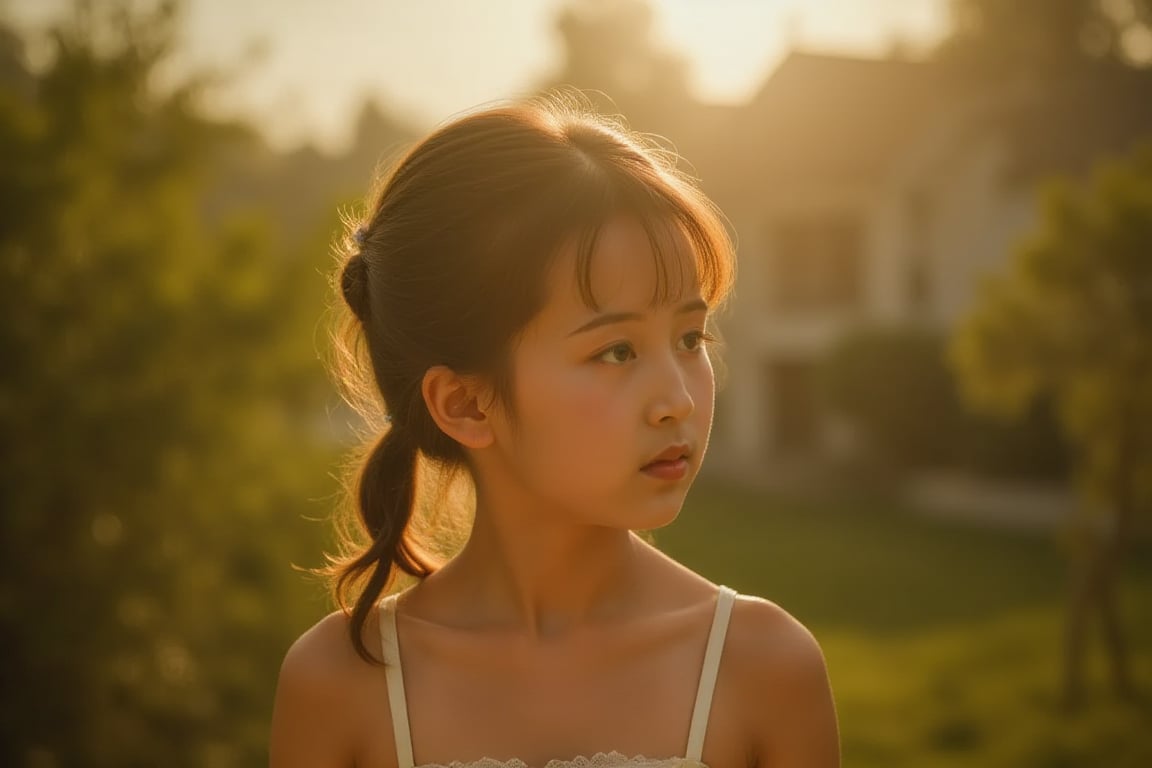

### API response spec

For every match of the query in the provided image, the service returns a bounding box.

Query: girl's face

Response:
[482,214,715,530]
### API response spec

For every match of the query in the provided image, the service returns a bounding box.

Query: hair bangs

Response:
[563,169,734,312]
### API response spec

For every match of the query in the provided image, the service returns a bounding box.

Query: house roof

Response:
[734,50,958,186]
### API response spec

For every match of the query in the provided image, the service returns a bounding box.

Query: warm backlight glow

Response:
[7,0,949,151]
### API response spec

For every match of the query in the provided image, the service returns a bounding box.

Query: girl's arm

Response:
[731,598,841,768]
[269,614,362,768]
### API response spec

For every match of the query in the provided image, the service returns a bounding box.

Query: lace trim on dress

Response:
[413,751,707,768]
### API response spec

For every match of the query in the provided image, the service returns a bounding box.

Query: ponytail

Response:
[334,423,439,663]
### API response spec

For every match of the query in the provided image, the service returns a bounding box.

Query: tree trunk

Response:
[1061,535,1096,710]
[1060,526,1131,710]
[1100,455,1134,701]
[1097,539,1132,700]
[1062,401,1138,709]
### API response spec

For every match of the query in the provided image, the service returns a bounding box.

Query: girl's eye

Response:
[679,330,715,352]
[596,342,636,364]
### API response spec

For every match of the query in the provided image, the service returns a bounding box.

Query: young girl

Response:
[270,95,839,768]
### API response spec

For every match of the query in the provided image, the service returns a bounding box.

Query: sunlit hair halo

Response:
[324,91,735,662]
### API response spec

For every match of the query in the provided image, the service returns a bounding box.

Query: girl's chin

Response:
[623,497,687,532]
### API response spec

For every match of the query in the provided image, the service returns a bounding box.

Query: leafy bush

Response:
[820,326,1067,478]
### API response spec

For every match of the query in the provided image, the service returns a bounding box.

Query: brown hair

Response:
[326,92,735,662]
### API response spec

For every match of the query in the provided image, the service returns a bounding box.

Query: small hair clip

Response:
[353,225,369,248]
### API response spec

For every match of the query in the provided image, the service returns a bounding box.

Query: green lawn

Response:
[656,481,1152,768]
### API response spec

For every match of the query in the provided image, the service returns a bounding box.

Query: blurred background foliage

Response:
[821,326,1070,479]
[0,2,347,764]
[0,0,1149,766]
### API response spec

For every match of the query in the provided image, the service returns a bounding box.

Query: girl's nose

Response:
[646,355,695,425]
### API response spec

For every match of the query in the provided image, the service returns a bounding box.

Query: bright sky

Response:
[6,0,950,152]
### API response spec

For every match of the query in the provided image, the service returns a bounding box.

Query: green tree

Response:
[0,2,337,763]
[943,0,1152,74]
[821,326,1068,479]
[950,142,1152,708]
[938,0,1152,180]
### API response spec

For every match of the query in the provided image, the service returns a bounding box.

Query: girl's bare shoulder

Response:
[270,608,394,768]
[724,594,840,766]
[726,594,826,673]
[279,607,382,686]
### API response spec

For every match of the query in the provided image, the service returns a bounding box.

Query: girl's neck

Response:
[420,508,647,641]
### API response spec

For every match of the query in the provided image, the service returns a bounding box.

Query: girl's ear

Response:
[421,365,495,449]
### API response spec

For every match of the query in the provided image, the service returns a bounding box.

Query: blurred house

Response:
[693,51,1064,475]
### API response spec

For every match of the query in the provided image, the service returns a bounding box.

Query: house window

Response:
[768,212,863,311]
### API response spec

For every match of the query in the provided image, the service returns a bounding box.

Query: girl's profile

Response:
[269,94,840,768]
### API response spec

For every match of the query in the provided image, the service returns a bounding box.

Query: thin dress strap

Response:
[379,593,415,768]
[684,585,737,762]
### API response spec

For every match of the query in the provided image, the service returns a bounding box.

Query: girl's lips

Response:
[644,443,691,465]
[641,457,689,481]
